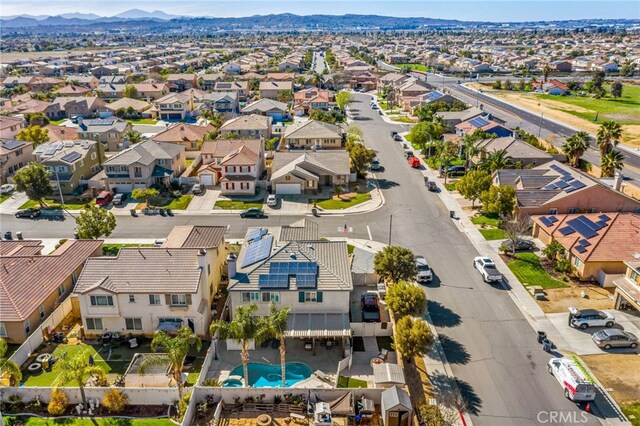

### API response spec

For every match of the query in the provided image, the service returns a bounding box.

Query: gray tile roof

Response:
[272,151,350,180]
[242,98,288,114]
[74,248,203,294]
[277,219,319,242]
[495,169,547,187]
[164,226,227,249]
[103,140,184,167]
[283,120,342,139]
[516,189,562,207]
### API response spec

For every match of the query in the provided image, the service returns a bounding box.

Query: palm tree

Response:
[210,304,266,388]
[0,337,21,386]
[263,303,292,388]
[124,129,141,144]
[333,185,344,199]
[596,120,623,156]
[600,150,625,177]
[462,137,485,171]
[54,349,106,405]
[479,149,514,173]
[542,64,551,82]
[562,131,591,167]
[141,326,201,399]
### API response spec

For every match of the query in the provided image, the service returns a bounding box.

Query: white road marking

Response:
[367,225,372,240]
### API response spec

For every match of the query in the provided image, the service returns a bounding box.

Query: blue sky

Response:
[2,0,638,21]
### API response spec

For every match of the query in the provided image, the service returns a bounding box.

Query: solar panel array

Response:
[258,274,289,288]
[1,140,25,150]
[539,215,559,227]
[257,261,319,290]
[598,214,611,222]
[246,228,267,242]
[469,117,489,128]
[556,215,610,253]
[61,151,82,163]
[86,118,116,126]
[241,235,273,267]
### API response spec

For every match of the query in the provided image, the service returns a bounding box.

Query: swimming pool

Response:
[224,362,312,388]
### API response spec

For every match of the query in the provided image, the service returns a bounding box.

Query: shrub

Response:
[418,404,446,426]
[178,393,190,419]
[102,388,128,414]
[542,241,564,261]
[47,389,68,416]
[55,239,68,249]
[555,258,573,274]
[202,378,221,387]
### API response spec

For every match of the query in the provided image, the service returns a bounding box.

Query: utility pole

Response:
[55,170,65,208]
[538,112,544,138]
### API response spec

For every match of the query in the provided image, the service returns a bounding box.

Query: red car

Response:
[96,191,113,206]
[408,157,421,168]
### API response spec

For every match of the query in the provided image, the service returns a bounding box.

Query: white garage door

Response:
[276,183,301,195]
[200,175,214,186]
[113,183,133,193]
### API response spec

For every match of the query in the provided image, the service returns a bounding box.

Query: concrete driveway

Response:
[265,195,311,215]
[186,188,219,213]
[547,310,640,355]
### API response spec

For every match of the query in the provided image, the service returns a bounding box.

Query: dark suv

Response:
[361,293,381,322]
[446,165,466,176]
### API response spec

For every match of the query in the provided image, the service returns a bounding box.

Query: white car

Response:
[548,358,596,402]
[266,194,277,206]
[415,255,433,283]
[569,307,615,330]
[0,184,16,194]
[473,256,503,283]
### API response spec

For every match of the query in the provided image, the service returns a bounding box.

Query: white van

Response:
[547,358,596,402]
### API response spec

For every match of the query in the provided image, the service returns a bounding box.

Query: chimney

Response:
[613,171,624,192]
[226,253,237,279]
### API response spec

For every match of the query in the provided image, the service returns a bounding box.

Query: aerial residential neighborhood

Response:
[1,2,640,426]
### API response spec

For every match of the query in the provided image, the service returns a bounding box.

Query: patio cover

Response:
[156,321,182,333]
[284,313,351,338]
[329,392,355,416]
[373,363,406,386]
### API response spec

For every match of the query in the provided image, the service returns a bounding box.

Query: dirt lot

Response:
[537,285,615,313]
[581,354,640,404]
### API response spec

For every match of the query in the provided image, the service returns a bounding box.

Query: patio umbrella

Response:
[88,355,95,366]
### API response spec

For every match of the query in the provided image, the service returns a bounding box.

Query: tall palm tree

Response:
[0,337,21,386]
[210,304,266,388]
[561,131,591,167]
[600,150,625,177]
[462,137,486,171]
[124,129,141,144]
[263,303,292,388]
[596,120,623,156]
[479,149,514,173]
[141,326,201,399]
[55,349,106,405]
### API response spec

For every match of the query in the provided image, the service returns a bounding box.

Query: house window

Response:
[568,208,577,214]
[24,320,31,334]
[549,208,558,215]
[191,142,197,149]
[285,175,291,181]
[39,305,46,319]
[261,292,280,303]
[242,292,260,303]
[573,257,582,268]
[128,295,136,303]
[307,180,314,188]
[58,284,66,296]
[629,270,639,283]
[134,167,142,178]
[90,295,114,306]
[72,271,78,284]
[149,294,161,305]
[159,318,182,324]
[0,323,6,337]
[125,318,143,330]
[86,318,103,330]
[170,294,187,306]
[299,291,323,303]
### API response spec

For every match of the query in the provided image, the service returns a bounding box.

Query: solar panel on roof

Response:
[544,184,557,190]
[469,117,489,128]
[554,180,569,189]
[258,274,289,289]
[561,175,574,182]
[575,245,587,254]
[246,228,267,242]
[559,226,575,236]
[61,151,82,163]
[539,217,553,227]
[576,215,601,231]
[549,164,563,173]
[569,180,586,191]
[598,214,611,222]
[566,218,597,239]
[548,216,558,223]
[596,220,608,228]
[1,140,25,150]
[296,274,317,288]
[241,235,273,267]
[578,239,591,247]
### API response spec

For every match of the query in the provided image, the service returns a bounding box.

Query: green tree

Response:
[610,81,623,98]
[75,204,117,239]
[276,90,293,103]
[211,304,266,388]
[13,162,53,207]
[436,140,458,184]
[346,125,363,140]
[480,185,517,217]
[585,71,606,98]
[26,113,49,127]
[562,131,591,167]
[124,129,142,144]
[394,316,433,362]
[262,303,293,388]
[122,84,138,99]
[600,150,624,177]
[409,121,444,155]
[54,349,106,405]
[503,79,513,91]
[500,215,531,256]
[374,246,417,284]
[332,185,344,199]
[132,188,160,207]
[596,120,622,156]
[386,281,426,319]
[335,90,353,111]
[542,64,551,82]
[0,337,22,386]
[455,170,492,208]
[247,77,260,92]
[478,149,513,173]
[141,326,201,399]
[16,125,50,146]
[345,140,376,178]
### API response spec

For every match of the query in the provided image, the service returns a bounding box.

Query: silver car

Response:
[592,329,638,350]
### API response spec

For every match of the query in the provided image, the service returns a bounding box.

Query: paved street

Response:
[312,50,328,75]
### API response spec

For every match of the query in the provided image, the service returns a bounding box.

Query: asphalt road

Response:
[312,51,328,75]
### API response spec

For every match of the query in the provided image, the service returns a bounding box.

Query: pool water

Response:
[224,362,312,387]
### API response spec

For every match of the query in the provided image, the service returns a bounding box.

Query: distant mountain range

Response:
[2,9,179,23]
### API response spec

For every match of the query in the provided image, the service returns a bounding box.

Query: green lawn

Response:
[126,118,159,125]
[0,194,11,203]
[622,403,640,426]
[337,376,368,388]
[48,119,67,125]
[347,244,355,255]
[164,195,193,210]
[471,213,501,227]
[391,116,414,123]
[2,417,174,426]
[397,63,428,72]
[214,200,263,210]
[185,355,206,387]
[536,84,640,125]
[444,182,457,191]
[506,252,568,289]
[102,243,154,256]
[478,228,506,240]
[20,199,91,210]
[185,159,194,167]
[315,193,371,210]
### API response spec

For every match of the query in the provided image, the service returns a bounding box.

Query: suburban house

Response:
[134,82,170,101]
[612,261,640,313]
[101,140,186,192]
[396,79,430,98]
[199,74,225,91]
[76,116,132,152]
[531,213,640,284]
[265,72,295,82]
[44,125,79,142]
[198,138,264,187]
[437,107,485,132]
[166,74,198,92]
[11,99,62,120]
[212,81,249,102]
[471,136,553,168]
[259,81,294,100]
[55,85,93,97]
[200,92,240,116]
[32,139,103,195]
[226,223,352,346]
[152,122,217,152]
[378,72,411,88]
[53,96,106,118]
[103,98,154,118]
[219,114,272,139]
[293,88,335,116]
[154,92,195,121]
[0,139,33,184]
[282,120,343,150]
[242,99,290,122]
[493,161,640,217]
[455,116,512,138]
[73,247,215,338]
[217,142,265,196]
[532,79,570,95]
[271,151,350,195]
[0,116,26,139]
[0,239,102,343]
[67,75,99,89]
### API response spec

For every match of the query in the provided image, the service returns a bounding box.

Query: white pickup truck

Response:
[473,257,503,283]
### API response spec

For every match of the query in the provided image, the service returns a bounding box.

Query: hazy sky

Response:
[2,0,639,22]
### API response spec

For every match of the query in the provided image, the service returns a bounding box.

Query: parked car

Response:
[95,191,113,206]
[0,184,16,194]
[361,293,381,323]
[393,134,403,142]
[592,329,638,350]
[415,255,433,283]
[370,159,381,171]
[404,151,414,159]
[446,165,466,176]
[501,239,535,252]
[240,208,265,218]
[568,307,615,329]
[371,104,378,110]
[473,257,503,283]
[192,183,204,195]
[266,194,277,206]
[427,181,438,192]
[408,157,421,168]
[15,208,41,218]
[548,358,596,402]
[112,193,127,206]
[390,131,398,137]
[378,110,383,115]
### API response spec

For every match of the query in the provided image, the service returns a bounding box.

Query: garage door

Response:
[112,183,133,192]
[200,175,214,186]
[276,183,301,195]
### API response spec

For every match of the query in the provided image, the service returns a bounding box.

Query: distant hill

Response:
[59,13,103,20]
[113,9,179,20]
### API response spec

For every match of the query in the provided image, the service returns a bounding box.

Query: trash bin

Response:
[449,210,455,218]
[312,208,319,217]
[130,209,137,217]
[537,331,547,344]
[16,231,23,240]
[74,232,79,239]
